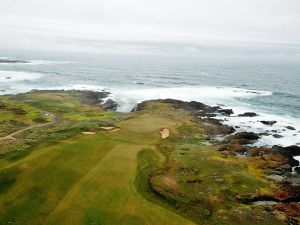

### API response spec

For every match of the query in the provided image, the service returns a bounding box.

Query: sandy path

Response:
[0,112,58,141]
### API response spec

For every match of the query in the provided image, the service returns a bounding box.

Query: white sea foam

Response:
[46,85,270,112]
[27,60,75,65]
[0,70,44,83]
[216,106,300,147]
[55,84,107,92]
[108,86,272,112]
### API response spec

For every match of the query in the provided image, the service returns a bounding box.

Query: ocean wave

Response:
[0,70,44,83]
[27,60,75,65]
[107,86,272,111]
[216,105,300,147]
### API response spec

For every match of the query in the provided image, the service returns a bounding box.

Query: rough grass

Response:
[150,122,282,225]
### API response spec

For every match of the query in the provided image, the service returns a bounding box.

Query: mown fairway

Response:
[0,113,195,225]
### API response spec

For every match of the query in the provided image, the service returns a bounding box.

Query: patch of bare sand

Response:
[162,176,177,187]
[100,127,120,132]
[160,128,170,139]
[81,132,96,135]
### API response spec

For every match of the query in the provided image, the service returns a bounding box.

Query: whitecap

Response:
[27,60,75,65]
[0,70,44,83]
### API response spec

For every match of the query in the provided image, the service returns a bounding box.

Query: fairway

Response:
[0,114,195,225]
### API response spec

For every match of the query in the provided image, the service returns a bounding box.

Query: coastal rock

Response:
[225,132,260,145]
[260,120,277,126]
[271,145,300,157]
[237,112,258,117]
[197,117,223,126]
[102,99,118,111]
[217,108,233,116]
[285,126,296,131]
[288,157,299,167]
[204,125,235,135]
[294,167,300,174]
[80,90,110,105]
[133,99,222,116]
[273,134,284,139]
[259,132,271,136]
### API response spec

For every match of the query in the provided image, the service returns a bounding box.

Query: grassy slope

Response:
[0,93,286,225]
[0,111,195,225]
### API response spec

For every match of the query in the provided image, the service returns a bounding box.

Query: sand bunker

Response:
[162,176,177,187]
[100,126,115,130]
[160,128,170,139]
[100,127,120,132]
[81,131,96,135]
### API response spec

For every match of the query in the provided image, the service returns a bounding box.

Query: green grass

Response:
[0,93,287,225]
[0,113,195,225]
[0,110,15,121]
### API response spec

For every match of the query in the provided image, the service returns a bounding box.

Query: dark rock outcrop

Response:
[260,120,277,126]
[133,99,223,117]
[285,126,296,131]
[294,167,300,174]
[204,125,235,135]
[80,91,110,105]
[271,145,300,157]
[288,157,299,167]
[102,99,118,111]
[273,134,284,138]
[197,117,222,126]
[237,112,258,117]
[217,109,233,116]
[225,132,260,145]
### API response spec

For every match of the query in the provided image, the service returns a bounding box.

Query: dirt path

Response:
[0,112,58,141]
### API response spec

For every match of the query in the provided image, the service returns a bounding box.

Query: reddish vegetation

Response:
[274,203,300,217]
[247,147,272,156]
[218,143,245,154]
[273,184,300,201]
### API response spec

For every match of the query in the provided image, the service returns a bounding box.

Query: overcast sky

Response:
[1,0,300,54]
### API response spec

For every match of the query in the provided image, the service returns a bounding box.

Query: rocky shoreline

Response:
[133,98,300,218]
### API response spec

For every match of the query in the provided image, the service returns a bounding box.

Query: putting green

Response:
[119,114,177,133]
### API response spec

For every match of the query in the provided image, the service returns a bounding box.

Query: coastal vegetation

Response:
[0,90,299,224]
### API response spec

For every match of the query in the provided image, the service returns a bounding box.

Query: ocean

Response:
[0,51,300,147]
